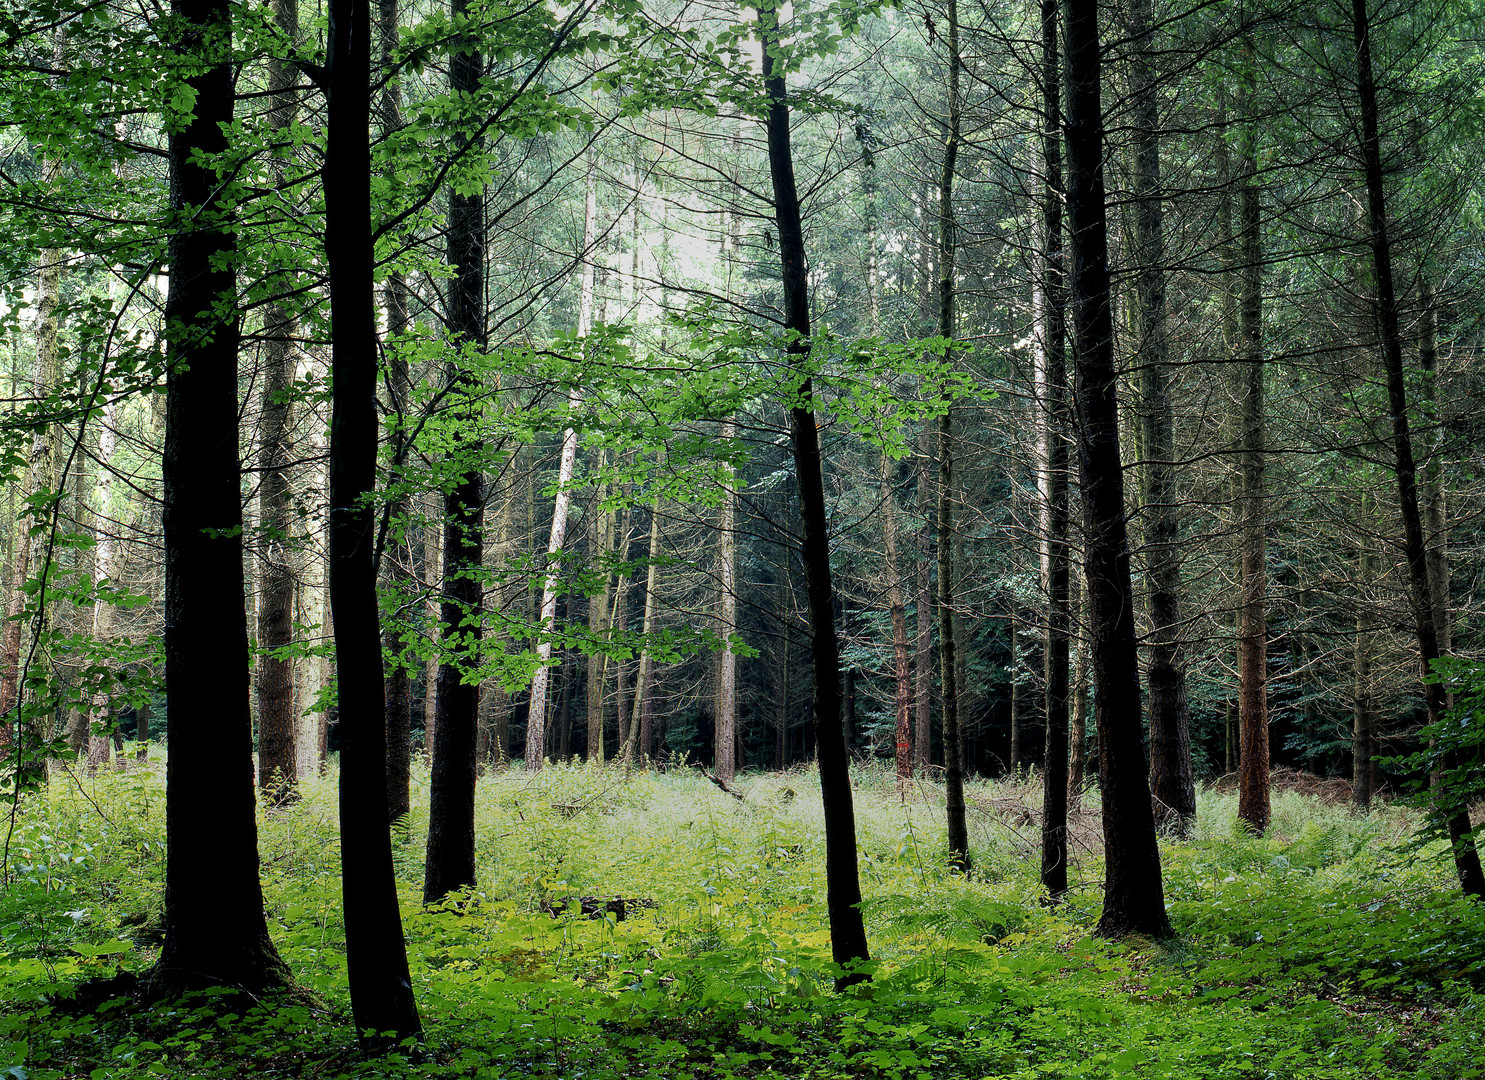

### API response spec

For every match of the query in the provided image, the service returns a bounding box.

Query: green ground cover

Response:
[2,760,1481,1078]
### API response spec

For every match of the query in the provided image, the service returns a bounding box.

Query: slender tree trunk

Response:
[425,0,487,905]
[915,426,932,772]
[423,503,440,751]
[620,492,662,765]
[255,0,302,803]
[1128,0,1194,835]
[760,0,871,987]
[1417,283,1451,655]
[379,0,413,826]
[716,421,738,782]
[83,399,120,771]
[0,248,64,740]
[1353,529,1374,810]
[526,161,596,771]
[884,451,911,780]
[324,0,422,1041]
[1234,108,1270,837]
[587,462,614,764]
[148,0,291,997]
[1037,0,1070,897]
[936,0,969,871]
[1068,573,1088,805]
[1352,0,1483,897]
[1064,0,1172,939]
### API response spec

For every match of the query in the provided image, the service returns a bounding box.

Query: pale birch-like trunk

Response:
[525,158,596,771]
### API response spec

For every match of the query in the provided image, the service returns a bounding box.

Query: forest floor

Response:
[1,757,1481,1079]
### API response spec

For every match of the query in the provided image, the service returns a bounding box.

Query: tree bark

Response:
[324,0,422,1042]
[255,0,302,804]
[716,420,738,782]
[759,0,871,987]
[148,0,291,998]
[424,0,488,905]
[1064,0,1172,939]
[936,0,969,872]
[1127,0,1194,835]
[1351,0,1483,896]
[1353,529,1374,810]
[379,0,414,827]
[1037,0,1070,898]
[1234,100,1270,837]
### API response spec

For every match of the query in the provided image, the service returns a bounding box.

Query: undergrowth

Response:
[2,759,1480,1078]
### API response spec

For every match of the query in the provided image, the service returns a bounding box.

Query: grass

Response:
[2,755,1482,1078]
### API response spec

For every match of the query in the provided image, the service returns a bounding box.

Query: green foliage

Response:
[1,767,1480,1078]
[1387,657,1485,859]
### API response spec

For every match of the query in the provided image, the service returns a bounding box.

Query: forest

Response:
[1,0,1484,1074]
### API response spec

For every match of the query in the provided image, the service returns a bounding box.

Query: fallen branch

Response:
[703,771,745,800]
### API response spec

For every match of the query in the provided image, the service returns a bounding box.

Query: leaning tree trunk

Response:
[1064,0,1172,940]
[1036,0,1071,899]
[936,0,969,872]
[324,0,422,1042]
[1128,0,1194,835]
[1351,0,1483,897]
[759,0,871,988]
[147,0,292,999]
[424,0,488,906]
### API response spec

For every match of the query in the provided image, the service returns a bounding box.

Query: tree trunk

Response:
[1128,0,1194,835]
[425,0,487,905]
[1064,0,1172,939]
[936,0,969,871]
[1068,572,1088,805]
[324,0,422,1041]
[148,0,291,998]
[83,399,120,771]
[884,450,911,780]
[587,461,614,764]
[1234,106,1270,837]
[760,0,871,987]
[620,492,662,765]
[1353,529,1374,810]
[914,424,933,772]
[1352,0,1483,897]
[255,0,302,803]
[526,161,596,771]
[716,420,738,782]
[380,0,413,826]
[1037,0,1070,898]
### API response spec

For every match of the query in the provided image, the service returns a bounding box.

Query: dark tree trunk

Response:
[1234,112,1269,837]
[1063,0,1172,939]
[379,0,413,828]
[937,0,969,871]
[325,0,422,1044]
[1127,0,1194,835]
[149,0,290,997]
[1352,0,1483,897]
[255,0,301,805]
[915,426,933,771]
[424,0,485,905]
[760,0,871,987]
[1037,0,1070,900]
